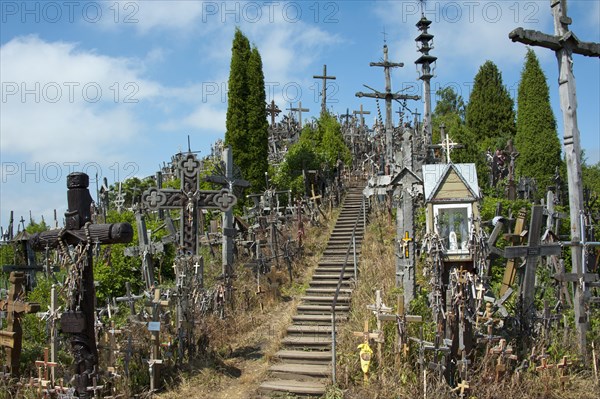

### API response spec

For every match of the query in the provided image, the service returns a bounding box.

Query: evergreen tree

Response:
[225,28,251,182]
[245,46,269,191]
[466,61,516,151]
[225,29,269,194]
[515,49,562,195]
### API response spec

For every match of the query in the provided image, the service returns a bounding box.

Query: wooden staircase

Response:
[257,186,365,397]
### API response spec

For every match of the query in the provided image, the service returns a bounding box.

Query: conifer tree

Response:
[515,49,562,194]
[466,61,516,151]
[225,29,269,193]
[245,46,269,191]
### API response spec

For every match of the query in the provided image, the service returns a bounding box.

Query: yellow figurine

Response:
[358,341,373,380]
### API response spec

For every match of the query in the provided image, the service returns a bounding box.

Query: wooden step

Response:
[301,295,350,303]
[287,324,332,335]
[305,288,352,295]
[292,314,346,323]
[270,363,331,377]
[258,379,326,396]
[274,350,332,363]
[281,335,332,348]
[296,304,348,314]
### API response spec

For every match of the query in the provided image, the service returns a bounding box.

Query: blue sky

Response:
[1,0,599,228]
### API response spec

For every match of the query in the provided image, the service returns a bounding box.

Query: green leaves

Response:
[515,49,562,198]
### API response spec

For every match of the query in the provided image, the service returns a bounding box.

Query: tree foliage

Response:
[225,29,268,194]
[466,61,516,152]
[515,49,562,196]
[272,112,350,196]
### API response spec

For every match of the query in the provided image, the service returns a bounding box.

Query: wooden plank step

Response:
[296,304,348,313]
[258,379,326,395]
[287,324,332,334]
[301,295,350,303]
[292,314,346,323]
[275,350,332,362]
[312,273,353,279]
[270,363,331,377]
[281,336,332,347]
[305,288,352,295]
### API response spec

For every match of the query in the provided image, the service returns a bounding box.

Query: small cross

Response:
[400,231,412,258]
[34,347,58,384]
[452,379,470,398]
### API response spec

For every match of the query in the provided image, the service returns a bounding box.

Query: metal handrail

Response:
[331,193,366,385]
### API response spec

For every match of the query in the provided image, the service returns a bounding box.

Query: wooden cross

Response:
[509,0,600,357]
[0,271,41,376]
[313,64,336,115]
[353,104,370,128]
[557,355,573,389]
[379,295,422,362]
[25,173,133,396]
[451,379,470,398]
[266,100,281,125]
[504,206,562,325]
[366,290,392,362]
[115,281,144,318]
[353,318,381,343]
[145,288,171,392]
[428,128,463,164]
[105,321,122,374]
[489,339,518,382]
[86,376,104,398]
[287,102,310,129]
[124,211,164,290]
[34,347,58,385]
[499,208,527,296]
[142,152,238,256]
[205,146,250,277]
[356,44,420,171]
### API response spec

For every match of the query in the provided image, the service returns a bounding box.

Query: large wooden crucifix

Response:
[141,152,238,256]
[509,0,600,356]
[313,64,336,116]
[287,102,310,129]
[356,44,420,173]
[26,173,133,397]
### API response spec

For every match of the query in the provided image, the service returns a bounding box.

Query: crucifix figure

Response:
[509,0,600,357]
[313,64,336,116]
[287,102,310,129]
[25,173,133,397]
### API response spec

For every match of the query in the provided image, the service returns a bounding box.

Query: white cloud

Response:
[0,36,167,164]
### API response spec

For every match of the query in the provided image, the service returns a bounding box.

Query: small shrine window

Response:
[433,204,472,254]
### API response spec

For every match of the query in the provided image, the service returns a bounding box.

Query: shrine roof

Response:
[422,163,480,202]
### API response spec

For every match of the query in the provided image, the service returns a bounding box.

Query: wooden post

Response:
[0,272,41,376]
